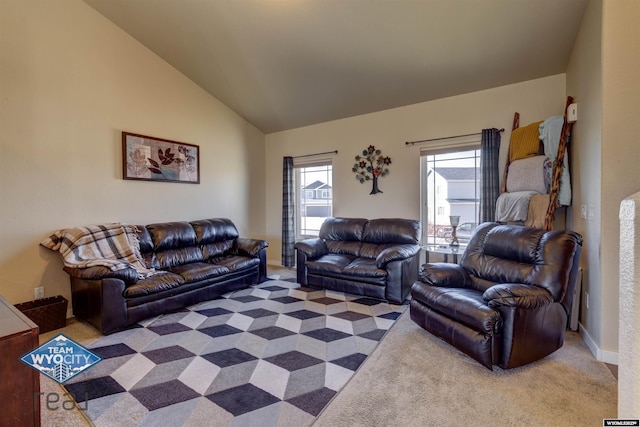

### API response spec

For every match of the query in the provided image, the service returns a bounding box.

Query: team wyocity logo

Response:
[20,334,101,384]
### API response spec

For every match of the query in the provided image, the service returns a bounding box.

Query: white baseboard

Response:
[579,322,619,365]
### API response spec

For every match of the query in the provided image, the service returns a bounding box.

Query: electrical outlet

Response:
[580,204,587,219]
[34,287,44,300]
[585,292,589,309]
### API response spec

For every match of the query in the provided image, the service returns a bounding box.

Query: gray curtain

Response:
[480,128,501,223]
[282,157,295,267]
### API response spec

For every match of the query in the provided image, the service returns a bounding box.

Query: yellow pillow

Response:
[509,120,543,162]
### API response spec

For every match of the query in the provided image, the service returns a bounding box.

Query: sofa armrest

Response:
[69,277,128,335]
[235,238,269,257]
[294,238,328,259]
[63,266,139,284]
[376,244,420,268]
[483,283,554,309]
[418,263,470,288]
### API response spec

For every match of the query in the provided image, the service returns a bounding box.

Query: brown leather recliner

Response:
[410,222,582,370]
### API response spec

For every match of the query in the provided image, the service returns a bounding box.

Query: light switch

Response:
[568,103,578,123]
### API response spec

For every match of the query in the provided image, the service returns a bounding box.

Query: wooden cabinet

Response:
[0,295,40,427]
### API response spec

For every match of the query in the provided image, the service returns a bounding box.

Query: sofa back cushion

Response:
[190,218,239,259]
[146,221,203,269]
[362,218,421,245]
[357,219,420,259]
[320,217,367,256]
[135,225,155,267]
[461,223,582,300]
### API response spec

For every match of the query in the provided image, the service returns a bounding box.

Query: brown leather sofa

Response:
[410,222,582,370]
[65,218,268,335]
[295,217,421,303]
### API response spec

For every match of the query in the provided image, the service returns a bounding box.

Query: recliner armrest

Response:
[235,238,269,257]
[294,238,328,259]
[418,263,470,288]
[483,283,553,309]
[376,244,420,268]
[63,266,139,284]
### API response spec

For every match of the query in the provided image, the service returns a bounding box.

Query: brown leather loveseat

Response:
[295,217,421,303]
[410,222,582,370]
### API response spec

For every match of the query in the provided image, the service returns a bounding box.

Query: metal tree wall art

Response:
[352,145,392,194]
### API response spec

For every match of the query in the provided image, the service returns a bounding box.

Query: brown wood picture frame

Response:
[122,132,200,184]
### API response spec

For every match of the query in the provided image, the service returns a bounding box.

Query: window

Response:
[296,162,332,238]
[420,145,480,245]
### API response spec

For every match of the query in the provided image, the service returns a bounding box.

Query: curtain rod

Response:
[292,150,338,159]
[405,129,504,146]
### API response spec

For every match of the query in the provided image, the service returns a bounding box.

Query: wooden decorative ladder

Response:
[501,96,574,231]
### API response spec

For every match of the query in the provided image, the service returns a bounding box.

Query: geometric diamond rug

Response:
[64,278,406,427]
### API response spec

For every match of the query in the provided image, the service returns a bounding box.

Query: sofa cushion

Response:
[325,240,362,256]
[123,271,185,298]
[135,225,155,267]
[190,218,239,244]
[320,217,367,242]
[358,242,394,259]
[135,225,154,254]
[169,262,230,282]
[306,254,356,275]
[147,221,197,251]
[200,240,234,260]
[462,223,581,301]
[154,247,204,269]
[343,258,387,278]
[411,285,502,334]
[362,218,420,245]
[462,223,538,286]
[209,255,260,272]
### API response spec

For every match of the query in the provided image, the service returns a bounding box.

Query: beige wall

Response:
[601,0,640,355]
[265,75,566,265]
[565,0,606,357]
[0,0,266,306]
[566,0,640,363]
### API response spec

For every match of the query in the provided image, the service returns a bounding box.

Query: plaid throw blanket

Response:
[41,223,155,279]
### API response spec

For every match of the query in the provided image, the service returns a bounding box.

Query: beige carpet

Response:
[314,311,618,427]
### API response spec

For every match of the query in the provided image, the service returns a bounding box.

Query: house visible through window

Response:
[296,162,332,238]
[420,146,480,245]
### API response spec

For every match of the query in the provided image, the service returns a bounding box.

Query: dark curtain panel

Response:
[282,156,295,267]
[480,128,501,223]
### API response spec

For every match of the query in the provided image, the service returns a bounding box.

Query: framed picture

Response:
[122,132,200,184]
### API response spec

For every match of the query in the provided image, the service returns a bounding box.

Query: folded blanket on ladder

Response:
[41,223,155,278]
[540,115,572,206]
[495,191,539,223]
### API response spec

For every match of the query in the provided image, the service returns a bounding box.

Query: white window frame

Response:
[295,160,333,239]
[419,135,481,245]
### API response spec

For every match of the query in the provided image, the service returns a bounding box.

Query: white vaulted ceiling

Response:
[84,0,588,133]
